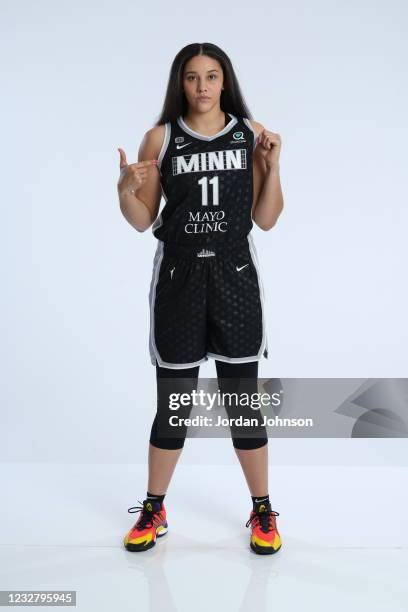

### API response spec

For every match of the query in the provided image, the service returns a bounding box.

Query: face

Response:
[182,55,224,112]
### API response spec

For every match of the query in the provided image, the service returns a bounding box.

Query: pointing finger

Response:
[118,148,128,169]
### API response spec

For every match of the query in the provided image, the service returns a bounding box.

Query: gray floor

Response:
[1,464,407,611]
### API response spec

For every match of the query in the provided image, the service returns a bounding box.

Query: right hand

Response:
[117,148,158,196]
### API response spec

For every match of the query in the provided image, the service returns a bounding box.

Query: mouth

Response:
[197,97,211,101]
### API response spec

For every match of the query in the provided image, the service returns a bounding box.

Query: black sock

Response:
[146,491,166,507]
[252,494,270,511]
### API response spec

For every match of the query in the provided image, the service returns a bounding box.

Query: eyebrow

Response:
[185,69,219,75]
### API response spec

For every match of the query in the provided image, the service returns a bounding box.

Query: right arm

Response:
[117,125,165,232]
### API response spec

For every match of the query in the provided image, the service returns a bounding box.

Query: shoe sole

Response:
[124,525,168,552]
[250,541,282,555]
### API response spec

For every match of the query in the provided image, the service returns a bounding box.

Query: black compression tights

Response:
[149,359,268,450]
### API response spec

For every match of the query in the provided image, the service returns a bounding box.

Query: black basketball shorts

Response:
[148,234,269,369]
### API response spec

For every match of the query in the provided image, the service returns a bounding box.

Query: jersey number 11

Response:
[198,176,219,206]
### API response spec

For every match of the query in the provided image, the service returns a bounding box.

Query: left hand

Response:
[256,129,281,168]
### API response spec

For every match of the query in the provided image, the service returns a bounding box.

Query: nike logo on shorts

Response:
[236,263,249,272]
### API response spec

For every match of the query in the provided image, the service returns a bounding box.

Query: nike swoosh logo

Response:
[254,497,269,503]
[176,142,192,149]
[236,264,249,272]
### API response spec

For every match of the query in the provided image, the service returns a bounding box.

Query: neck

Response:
[183,107,228,136]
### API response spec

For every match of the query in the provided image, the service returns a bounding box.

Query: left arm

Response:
[250,120,284,231]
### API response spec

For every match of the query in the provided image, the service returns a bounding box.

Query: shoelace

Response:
[246,509,280,534]
[128,500,164,531]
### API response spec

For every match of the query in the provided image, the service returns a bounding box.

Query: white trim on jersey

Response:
[177,113,238,141]
[242,117,258,152]
[248,232,269,359]
[157,122,170,168]
[152,122,171,234]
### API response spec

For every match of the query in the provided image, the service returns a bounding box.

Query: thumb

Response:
[118,147,128,169]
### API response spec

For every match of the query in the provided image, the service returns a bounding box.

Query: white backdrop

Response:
[2,0,407,464]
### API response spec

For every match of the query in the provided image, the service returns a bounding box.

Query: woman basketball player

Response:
[117,43,284,554]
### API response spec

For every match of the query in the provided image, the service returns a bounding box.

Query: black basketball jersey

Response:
[152,113,257,247]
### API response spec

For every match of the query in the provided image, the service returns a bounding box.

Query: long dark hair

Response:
[154,43,253,125]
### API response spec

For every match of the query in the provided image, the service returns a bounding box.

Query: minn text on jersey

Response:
[172,149,247,175]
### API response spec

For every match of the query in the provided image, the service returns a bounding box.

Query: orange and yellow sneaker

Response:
[246,501,282,555]
[123,499,168,552]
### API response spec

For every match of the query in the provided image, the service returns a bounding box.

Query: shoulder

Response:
[138,124,167,162]
[246,119,265,138]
